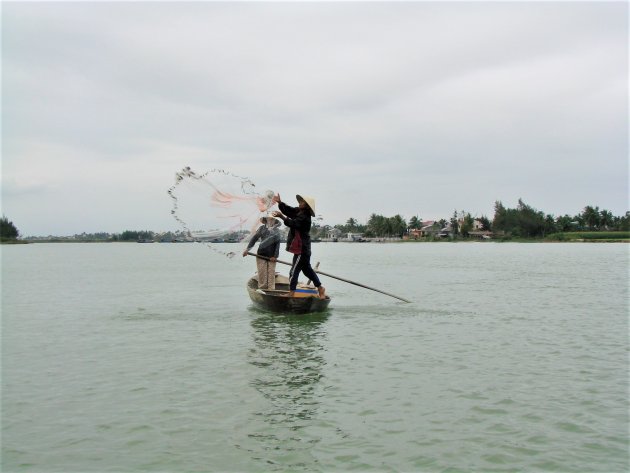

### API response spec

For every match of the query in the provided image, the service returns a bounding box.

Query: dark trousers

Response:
[289,253,321,291]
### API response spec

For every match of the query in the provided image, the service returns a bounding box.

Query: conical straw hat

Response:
[296,195,315,217]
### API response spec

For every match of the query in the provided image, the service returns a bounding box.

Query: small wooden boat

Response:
[246,274,331,314]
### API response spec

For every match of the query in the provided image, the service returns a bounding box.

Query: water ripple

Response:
[2,243,628,472]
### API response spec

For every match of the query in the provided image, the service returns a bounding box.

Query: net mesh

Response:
[167,166,277,258]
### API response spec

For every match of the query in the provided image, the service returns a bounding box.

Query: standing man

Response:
[242,217,281,290]
[272,194,326,299]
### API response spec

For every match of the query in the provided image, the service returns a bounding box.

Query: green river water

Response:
[2,242,628,472]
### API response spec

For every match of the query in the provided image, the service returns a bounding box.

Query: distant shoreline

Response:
[9,238,630,245]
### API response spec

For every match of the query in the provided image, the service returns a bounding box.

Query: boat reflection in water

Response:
[245,308,330,468]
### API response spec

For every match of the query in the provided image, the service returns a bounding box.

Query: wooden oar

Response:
[247,252,411,303]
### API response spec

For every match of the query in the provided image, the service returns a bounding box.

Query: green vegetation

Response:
[322,200,629,242]
[23,229,200,243]
[116,230,155,242]
[545,232,630,242]
[14,200,630,243]
[1,216,20,242]
[492,199,555,238]
[313,214,410,239]
[492,201,628,239]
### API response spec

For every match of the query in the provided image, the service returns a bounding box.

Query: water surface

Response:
[2,242,628,472]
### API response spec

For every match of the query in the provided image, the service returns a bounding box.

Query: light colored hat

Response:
[296,195,315,217]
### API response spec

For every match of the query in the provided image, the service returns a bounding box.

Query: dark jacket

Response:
[246,224,281,258]
[279,202,312,255]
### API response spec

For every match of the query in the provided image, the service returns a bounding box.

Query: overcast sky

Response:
[2,1,628,236]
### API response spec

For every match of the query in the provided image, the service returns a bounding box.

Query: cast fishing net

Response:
[167,167,280,258]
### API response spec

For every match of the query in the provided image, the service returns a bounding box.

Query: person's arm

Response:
[278,202,299,218]
[272,193,298,219]
[242,227,262,256]
[282,212,309,232]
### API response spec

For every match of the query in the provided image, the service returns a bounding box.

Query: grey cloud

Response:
[2,1,627,235]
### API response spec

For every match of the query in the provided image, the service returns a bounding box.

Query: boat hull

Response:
[246,277,331,314]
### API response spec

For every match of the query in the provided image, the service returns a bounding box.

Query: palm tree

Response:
[582,206,600,230]
[367,214,386,237]
[408,216,421,230]
[390,215,407,237]
[600,209,613,230]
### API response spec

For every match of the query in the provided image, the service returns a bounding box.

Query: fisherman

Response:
[271,194,326,299]
[242,217,281,290]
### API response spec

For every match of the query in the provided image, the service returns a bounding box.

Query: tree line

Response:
[4,200,629,242]
[317,214,410,239]
[492,200,629,238]
[1,216,19,241]
[316,200,630,239]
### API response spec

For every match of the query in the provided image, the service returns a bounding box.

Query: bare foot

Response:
[281,291,295,298]
[317,286,326,299]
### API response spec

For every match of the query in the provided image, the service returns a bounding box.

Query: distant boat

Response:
[137,239,155,243]
[246,274,331,314]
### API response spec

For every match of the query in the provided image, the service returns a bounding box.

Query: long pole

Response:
[247,252,411,303]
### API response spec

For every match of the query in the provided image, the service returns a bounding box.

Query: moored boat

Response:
[246,275,331,314]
